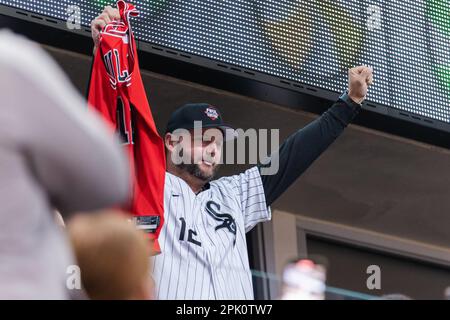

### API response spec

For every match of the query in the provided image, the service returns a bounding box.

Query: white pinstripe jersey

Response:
[152,166,271,300]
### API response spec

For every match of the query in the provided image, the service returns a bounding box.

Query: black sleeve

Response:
[259,92,361,206]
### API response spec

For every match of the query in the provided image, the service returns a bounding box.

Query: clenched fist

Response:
[348,66,374,104]
[91,5,120,54]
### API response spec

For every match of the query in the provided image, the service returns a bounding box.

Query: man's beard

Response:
[176,163,220,182]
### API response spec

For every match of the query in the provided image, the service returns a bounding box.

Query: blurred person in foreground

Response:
[68,211,154,300]
[379,293,413,300]
[0,30,129,299]
[444,287,450,300]
[280,258,327,300]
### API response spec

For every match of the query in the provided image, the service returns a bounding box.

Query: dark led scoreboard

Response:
[1,1,449,131]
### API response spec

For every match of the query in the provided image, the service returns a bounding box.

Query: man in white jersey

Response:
[92,6,373,300]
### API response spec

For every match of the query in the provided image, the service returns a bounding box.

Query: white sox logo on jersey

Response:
[206,200,237,245]
[153,168,271,299]
[178,200,237,247]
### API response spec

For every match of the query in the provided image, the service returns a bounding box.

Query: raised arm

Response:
[91,5,120,55]
[259,66,373,206]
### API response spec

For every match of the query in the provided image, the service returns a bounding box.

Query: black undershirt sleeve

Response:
[259,93,361,206]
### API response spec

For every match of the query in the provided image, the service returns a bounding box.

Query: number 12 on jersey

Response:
[179,217,202,247]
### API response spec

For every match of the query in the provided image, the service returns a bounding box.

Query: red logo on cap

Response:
[205,107,219,120]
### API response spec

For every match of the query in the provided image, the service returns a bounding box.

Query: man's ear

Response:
[164,133,172,151]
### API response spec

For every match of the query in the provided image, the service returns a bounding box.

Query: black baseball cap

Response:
[165,103,237,141]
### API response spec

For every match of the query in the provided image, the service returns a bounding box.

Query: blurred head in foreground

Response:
[444,286,450,300]
[68,211,153,300]
[280,258,327,300]
[379,293,413,300]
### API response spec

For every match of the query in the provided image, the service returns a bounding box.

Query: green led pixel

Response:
[92,0,114,8]
[436,64,450,92]
[260,0,363,72]
[318,0,364,71]
[426,0,450,94]
[426,0,450,36]
[92,0,169,13]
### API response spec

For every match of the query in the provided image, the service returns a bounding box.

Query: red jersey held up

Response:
[87,1,165,253]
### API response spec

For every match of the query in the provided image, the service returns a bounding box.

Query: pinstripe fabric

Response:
[153,166,271,299]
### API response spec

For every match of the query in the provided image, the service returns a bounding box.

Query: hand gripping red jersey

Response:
[88,1,165,253]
